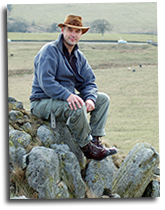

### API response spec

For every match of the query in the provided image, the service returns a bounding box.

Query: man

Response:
[30,15,117,160]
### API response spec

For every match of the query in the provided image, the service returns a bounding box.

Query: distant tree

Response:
[47,23,60,32]
[7,19,28,32]
[91,19,113,36]
[31,21,35,26]
[51,23,58,32]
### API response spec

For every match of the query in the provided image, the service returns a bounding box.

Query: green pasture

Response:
[8,32,157,43]
[8,42,159,153]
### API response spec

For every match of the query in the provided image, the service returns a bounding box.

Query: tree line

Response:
[7,18,113,36]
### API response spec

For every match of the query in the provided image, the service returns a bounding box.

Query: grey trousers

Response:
[30,92,110,147]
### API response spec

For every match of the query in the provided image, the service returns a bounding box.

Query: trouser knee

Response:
[68,104,86,123]
[96,92,110,108]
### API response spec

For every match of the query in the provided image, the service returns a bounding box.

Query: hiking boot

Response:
[80,141,110,161]
[92,136,105,148]
[92,136,117,156]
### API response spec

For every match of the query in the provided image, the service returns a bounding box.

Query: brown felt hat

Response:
[58,15,90,34]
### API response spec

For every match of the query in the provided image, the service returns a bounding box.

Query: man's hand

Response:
[67,94,84,110]
[85,99,95,112]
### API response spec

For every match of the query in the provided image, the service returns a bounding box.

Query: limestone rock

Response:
[37,125,58,147]
[50,143,70,153]
[8,97,17,103]
[22,122,32,132]
[55,181,70,199]
[154,167,160,176]
[9,129,32,149]
[8,97,23,110]
[26,146,64,199]
[85,157,114,198]
[58,148,86,198]
[56,122,85,169]
[9,146,26,168]
[25,145,85,199]
[9,110,24,121]
[37,122,85,168]
[113,142,159,198]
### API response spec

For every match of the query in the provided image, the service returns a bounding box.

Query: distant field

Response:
[8,42,158,73]
[8,3,157,34]
[8,42,159,153]
[8,32,157,43]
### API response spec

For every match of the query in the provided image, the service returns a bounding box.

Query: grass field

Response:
[96,66,158,153]
[8,42,158,72]
[8,42,159,154]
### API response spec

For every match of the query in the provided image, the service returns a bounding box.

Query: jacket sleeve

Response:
[35,46,71,101]
[75,55,98,103]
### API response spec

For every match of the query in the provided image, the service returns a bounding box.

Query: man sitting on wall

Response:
[30,14,117,160]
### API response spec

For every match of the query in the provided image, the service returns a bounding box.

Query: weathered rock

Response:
[9,129,32,149]
[22,122,32,132]
[55,181,70,199]
[25,145,85,199]
[56,122,85,168]
[112,142,159,198]
[85,157,114,198]
[37,123,85,168]
[8,97,17,103]
[154,167,160,176]
[8,97,23,110]
[142,180,160,197]
[26,146,66,199]
[58,147,86,198]
[9,146,26,168]
[50,143,70,153]
[9,110,24,121]
[37,125,58,147]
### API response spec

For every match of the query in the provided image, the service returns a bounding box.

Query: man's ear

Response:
[61,27,64,34]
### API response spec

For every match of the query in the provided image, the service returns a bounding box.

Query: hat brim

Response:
[57,23,90,34]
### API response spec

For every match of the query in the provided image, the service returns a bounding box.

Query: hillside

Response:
[7,2,157,34]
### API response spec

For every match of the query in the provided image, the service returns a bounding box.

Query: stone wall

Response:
[9,97,160,199]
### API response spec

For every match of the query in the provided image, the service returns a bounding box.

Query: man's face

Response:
[62,26,82,47]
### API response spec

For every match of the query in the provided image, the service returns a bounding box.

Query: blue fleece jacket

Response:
[29,34,98,103]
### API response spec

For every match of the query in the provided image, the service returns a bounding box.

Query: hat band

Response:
[64,21,83,27]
